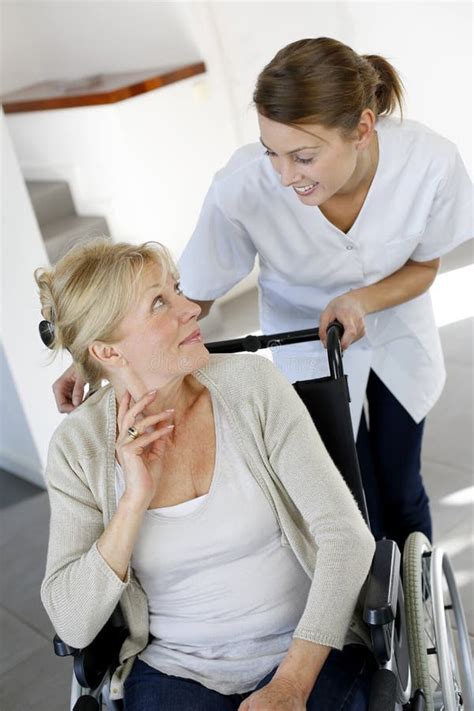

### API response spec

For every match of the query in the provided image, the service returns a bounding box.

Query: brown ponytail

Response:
[362,54,404,117]
[254,37,404,133]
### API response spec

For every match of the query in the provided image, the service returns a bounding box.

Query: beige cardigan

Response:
[41,353,375,699]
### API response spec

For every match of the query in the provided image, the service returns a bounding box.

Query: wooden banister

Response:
[1,62,206,113]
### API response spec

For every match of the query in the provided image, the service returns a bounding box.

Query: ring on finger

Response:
[127,426,140,440]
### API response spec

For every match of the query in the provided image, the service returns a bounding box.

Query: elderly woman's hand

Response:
[115,390,174,511]
[319,291,367,351]
[238,677,306,711]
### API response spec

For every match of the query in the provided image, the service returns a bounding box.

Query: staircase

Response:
[26,180,110,264]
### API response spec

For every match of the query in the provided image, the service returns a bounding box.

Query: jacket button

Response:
[346,245,354,251]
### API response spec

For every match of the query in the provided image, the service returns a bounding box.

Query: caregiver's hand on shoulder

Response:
[116,391,174,511]
[53,364,86,413]
[319,292,367,351]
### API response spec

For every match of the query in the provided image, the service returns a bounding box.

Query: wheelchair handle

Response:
[205,321,345,380]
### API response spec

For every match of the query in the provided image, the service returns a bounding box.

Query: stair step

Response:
[26,180,76,227]
[42,215,110,264]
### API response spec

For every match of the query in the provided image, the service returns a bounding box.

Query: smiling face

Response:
[258,113,373,206]
[94,262,209,395]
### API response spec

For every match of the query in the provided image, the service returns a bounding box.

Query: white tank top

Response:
[115,389,311,694]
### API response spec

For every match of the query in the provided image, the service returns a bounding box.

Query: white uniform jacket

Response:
[179,118,473,429]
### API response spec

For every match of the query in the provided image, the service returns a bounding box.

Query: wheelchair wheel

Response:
[403,532,473,711]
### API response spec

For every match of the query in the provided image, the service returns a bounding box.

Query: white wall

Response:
[348,1,472,175]
[0,1,200,94]
[187,0,472,174]
[2,1,471,200]
[0,342,42,482]
[186,1,353,146]
[1,111,66,486]
[5,1,470,170]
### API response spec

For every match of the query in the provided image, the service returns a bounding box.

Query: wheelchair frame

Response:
[50,324,473,711]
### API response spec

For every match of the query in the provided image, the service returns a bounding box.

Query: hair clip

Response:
[39,320,55,349]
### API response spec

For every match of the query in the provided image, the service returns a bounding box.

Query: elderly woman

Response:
[37,238,375,711]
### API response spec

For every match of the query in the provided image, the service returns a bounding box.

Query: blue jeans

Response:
[123,643,376,710]
[356,369,432,552]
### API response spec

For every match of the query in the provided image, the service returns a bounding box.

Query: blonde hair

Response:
[35,238,178,390]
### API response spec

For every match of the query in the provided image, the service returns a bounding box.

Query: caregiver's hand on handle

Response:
[319,291,367,351]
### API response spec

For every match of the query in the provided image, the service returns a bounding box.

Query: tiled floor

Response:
[1,246,472,710]
[0,467,43,510]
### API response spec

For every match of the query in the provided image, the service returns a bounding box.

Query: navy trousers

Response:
[356,369,432,552]
[124,644,376,710]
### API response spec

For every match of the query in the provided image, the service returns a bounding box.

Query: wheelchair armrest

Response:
[73,618,128,691]
[363,539,401,626]
[52,609,128,691]
[54,635,79,657]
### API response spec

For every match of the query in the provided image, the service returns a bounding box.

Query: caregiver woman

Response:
[177,37,472,551]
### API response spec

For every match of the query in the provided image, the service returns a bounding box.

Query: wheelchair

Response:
[49,323,473,711]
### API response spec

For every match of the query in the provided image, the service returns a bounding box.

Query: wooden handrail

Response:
[1,62,206,113]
